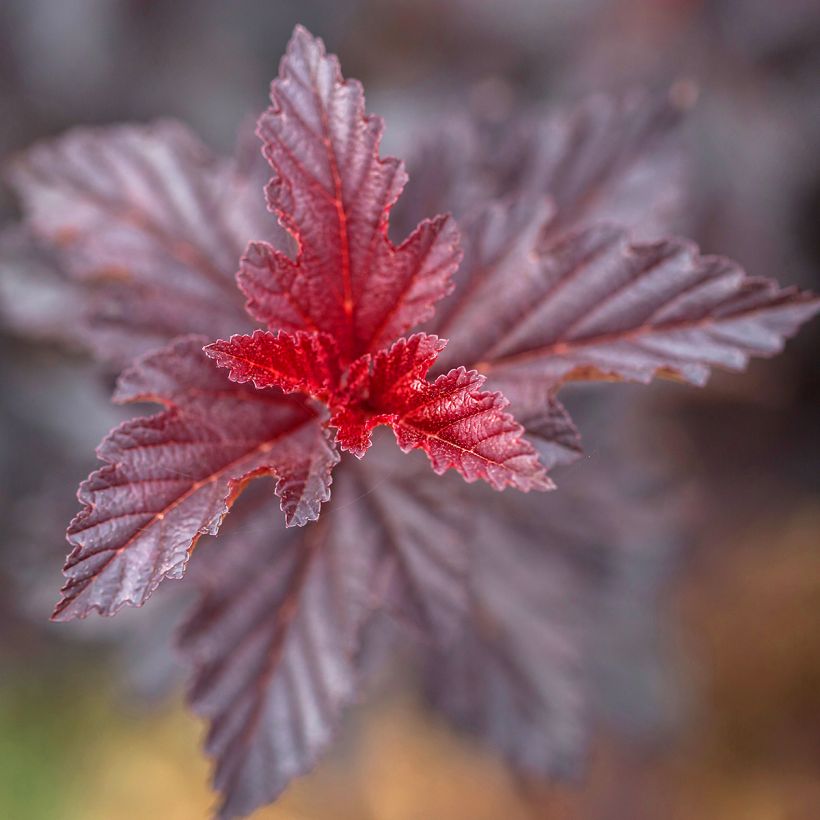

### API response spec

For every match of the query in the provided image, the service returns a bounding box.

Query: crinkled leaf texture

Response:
[397,86,689,241]
[428,206,819,405]
[180,489,377,820]
[238,25,462,361]
[206,331,550,491]
[53,337,337,621]
[454,225,820,392]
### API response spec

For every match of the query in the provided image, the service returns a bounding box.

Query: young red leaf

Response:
[390,366,551,491]
[204,329,340,399]
[238,26,462,360]
[330,333,447,457]
[315,333,550,491]
[53,337,338,621]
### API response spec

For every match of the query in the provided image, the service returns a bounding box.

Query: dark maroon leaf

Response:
[53,337,337,621]
[5,120,278,361]
[180,478,379,820]
[435,220,820,391]
[401,88,689,240]
[180,442,471,818]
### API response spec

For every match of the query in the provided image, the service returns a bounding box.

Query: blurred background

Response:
[0,1,818,818]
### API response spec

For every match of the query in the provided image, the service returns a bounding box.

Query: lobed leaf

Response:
[239,26,462,360]
[400,87,689,239]
[53,338,338,621]
[390,365,552,492]
[432,211,819,394]
[470,225,820,390]
[205,329,341,399]
[180,486,378,820]
[330,334,550,490]
[180,448,470,818]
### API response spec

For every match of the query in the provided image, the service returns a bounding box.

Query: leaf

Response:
[515,397,583,471]
[0,227,87,347]
[425,515,589,778]
[53,337,338,621]
[473,226,820,389]
[239,26,462,360]
[389,365,552,492]
[206,328,549,492]
[344,443,471,643]
[180,480,379,820]
[205,329,341,399]
[496,88,690,241]
[423,435,671,780]
[329,333,448,457]
[5,120,278,362]
[179,446,470,818]
[400,88,689,240]
[429,194,555,371]
[330,334,548,490]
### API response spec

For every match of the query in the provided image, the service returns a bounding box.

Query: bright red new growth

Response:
[238,26,462,361]
[207,331,550,490]
[205,26,549,493]
[205,329,341,399]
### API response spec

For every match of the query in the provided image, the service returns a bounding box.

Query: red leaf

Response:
[391,366,552,491]
[204,329,340,399]
[238,26,462,360]
[53,337,338,621]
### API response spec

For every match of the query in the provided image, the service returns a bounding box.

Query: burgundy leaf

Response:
[516,397,583,471]
[430,194,555,371]
[423,432,671,781]
[426,516,588,779]
[179,448,470,818]
[0,226,86,347]
[401,88,688,240]
[497,88,690,241]
[53,337,338,621]
[5,120,277,361]
[204,329,341,399]
[470,225,820,389]
[180,481,379,820]
[239,26,462,360]
[344,445,470,642]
